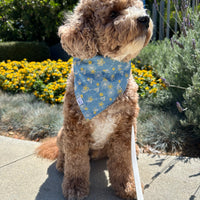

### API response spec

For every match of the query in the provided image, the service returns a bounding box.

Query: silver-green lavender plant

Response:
[136,1,200,152]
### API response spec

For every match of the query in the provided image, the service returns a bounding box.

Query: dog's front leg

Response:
[61,129,90,200]
[107,121,137,200]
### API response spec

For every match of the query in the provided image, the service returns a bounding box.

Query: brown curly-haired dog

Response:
[36,0,153,199]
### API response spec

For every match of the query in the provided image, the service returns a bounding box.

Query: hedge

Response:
[0,41,50,62]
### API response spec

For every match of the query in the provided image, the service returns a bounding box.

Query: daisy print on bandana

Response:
[74,56,131,120]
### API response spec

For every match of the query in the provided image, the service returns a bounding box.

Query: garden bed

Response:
[0,90,199,158]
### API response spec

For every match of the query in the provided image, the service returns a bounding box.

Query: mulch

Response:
[0,130,40,142]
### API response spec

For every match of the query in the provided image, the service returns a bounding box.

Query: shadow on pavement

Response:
[144,155,197,190]
[35,161,64,200]
[36,159,122,200]
[189,184,200,200]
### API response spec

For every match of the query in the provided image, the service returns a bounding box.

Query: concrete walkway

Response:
[0,135,199,200]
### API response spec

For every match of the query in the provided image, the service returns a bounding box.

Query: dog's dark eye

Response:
[110,11,119,19]
[114,45,121,51]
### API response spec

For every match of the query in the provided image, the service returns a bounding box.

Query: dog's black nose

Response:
[137,16,150,29]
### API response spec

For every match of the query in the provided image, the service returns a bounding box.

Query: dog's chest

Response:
[89,113,117,150]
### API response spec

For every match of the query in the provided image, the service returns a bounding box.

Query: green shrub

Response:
[181,68,200,130]
[137,102,184,153]
[137,8,200,134]
[0,0,78,45]
[0,41,50,61]
[0,90,63,139]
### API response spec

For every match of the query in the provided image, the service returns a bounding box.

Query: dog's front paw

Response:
[115,181,137,200]
[62,177,89,200]
[111,174,143,200]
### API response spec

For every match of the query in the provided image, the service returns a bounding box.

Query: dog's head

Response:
[59,0,153,62]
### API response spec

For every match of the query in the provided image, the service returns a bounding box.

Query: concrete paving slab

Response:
[0,136,40,166]
[0,136,200,200]
[139,154,200,200]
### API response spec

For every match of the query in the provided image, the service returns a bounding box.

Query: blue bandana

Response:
[73,56,131,120]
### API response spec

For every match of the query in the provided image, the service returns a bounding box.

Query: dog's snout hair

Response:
[59,0,153,62]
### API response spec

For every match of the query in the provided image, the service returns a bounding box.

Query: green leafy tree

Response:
[0,0,78,45]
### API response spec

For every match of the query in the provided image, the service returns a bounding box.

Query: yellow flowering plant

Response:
[0,58,72,104]
[132,59,166,98]
[0,57,165,104]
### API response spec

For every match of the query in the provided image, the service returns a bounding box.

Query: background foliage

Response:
[0,0,78,45]
[0,58,165,104]
[136,8,200,154]
[0,0,199,156]
[0,41,50,61]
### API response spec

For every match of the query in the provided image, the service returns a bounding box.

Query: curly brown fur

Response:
[36,137,58,160]
[37,0,153,199]
[58,0,153,61]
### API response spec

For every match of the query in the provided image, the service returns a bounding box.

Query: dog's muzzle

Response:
[137,16,150,29]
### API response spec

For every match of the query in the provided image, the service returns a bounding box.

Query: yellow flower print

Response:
[84,107,88,111]
[88,60,92,65]
[96,83,100,86]
[108,84,113,89]
[109,98,112,101]
[87,97,93,102]
[125,73,129,78]
[90,69,95,74]
[82,85,89,93]
[99,92,104,96]
[103,78,108,82]
[99,102,104,107]
[97,58,105,66]
[118,88,122,94]
[93,108,98,114]
[112,67,115,71]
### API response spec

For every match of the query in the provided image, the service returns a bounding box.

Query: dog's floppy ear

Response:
[58,9,98,59]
